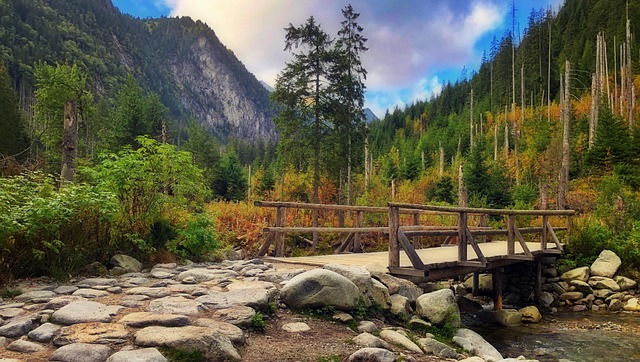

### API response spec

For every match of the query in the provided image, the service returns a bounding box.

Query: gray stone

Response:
[14,290,56,303]
[594,289,614,299]
[225,280,276,291]
[389,294,411,318]
[27,322,61,342]
[71,288,109,298]
[559,292,584,302]
[147,296,205,315]
[417,337,458,358]
[333,312,354,323]
[118,312,190,327]
[0,303,24,310]
[110,255,143,273]
[519,306,542,323]
[76,278,118,288]
[0,336,5,347]
[258,269,306,284]
[54,286,79,295]
[614,276,637,291]
[280,269,360,310]
[124,287,171,298]
[106,348,167,362]
[53,322,129,346]
[408,316,431,330]
[623,298,640,311]
[193,319,245,345]
[609,299,624,311]
[560,267,590,283]
[457,296,484,313]
[352,332,391,349]
[150,271,173,279]
[357,321,378,333]
[213,306,256,326]
[379,329,423,354]
[195,288,275,311]
[496,309,522,326]
[370,271,423,303]
[153,263,177,269]
[282,322,310,333]
[50,343,113,362]
[348,348,395,362]
[453,328,503,362]
[570,280,594,294]
[416,289,461,327]
[134,326,240,361]
[588,276,620,291]
[0,316,35,337]
[175,268,238,283]
[323,264,391,308]
[44,296,87,310]
[6,339,44,352]
[51,301,120,325]
[590,250,622,277]
[0,308,23,318]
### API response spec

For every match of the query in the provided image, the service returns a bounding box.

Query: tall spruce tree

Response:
[0,62,28,161]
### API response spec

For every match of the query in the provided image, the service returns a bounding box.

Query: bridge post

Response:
[492,268,503,310]
[275,206,286,257]
[534,261,542,301]
[541,215,548,249]
[472,271,479,296]
[389,206,400,268]
[354,211,363,253]
[457,212,468,262]
[507,214,515,256]
[412,213,420,249]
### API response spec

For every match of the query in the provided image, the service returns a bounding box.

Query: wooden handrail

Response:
[255,200,458,215]
[388,202,576,216]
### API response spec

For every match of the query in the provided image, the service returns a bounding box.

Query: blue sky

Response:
[112,0,563,117]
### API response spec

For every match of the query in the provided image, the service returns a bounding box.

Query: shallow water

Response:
[468,311,640,362]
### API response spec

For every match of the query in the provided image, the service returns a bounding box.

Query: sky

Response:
[112,0,564,117]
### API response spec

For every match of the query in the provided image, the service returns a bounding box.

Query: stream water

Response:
[467,311,640,362]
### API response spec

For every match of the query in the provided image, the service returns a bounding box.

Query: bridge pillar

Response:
[472,272,479,296]
[534,261,542,301]
[492,268,503,310]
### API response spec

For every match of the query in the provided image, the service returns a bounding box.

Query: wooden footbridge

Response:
[254,201,573,293]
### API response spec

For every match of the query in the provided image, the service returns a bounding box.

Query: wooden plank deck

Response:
[265,241,560,281]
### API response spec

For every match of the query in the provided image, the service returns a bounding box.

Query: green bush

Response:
[169,214,218,261]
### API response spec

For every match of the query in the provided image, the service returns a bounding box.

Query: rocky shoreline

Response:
[0,251,636,361]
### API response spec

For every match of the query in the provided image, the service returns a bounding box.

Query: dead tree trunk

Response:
[61,100,78,184]
[558,60,571,210]
[470,89,474,149]
[626,14,633,127]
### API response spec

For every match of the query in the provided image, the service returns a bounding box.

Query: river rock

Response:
[379,329,423,354]
[408,316,431,330]
[175,268,238,283]
[134,326,240,361]
[110,255,143,273]
[54,286,78,295]
[496,309,522,326]
[609,298,624,311]
[614,276,637,291]
[0,316,35,337]
[570,280,594,294]
[71,288,109,298]
[417,337,458,359]
[118,312,190,327]
[590,250,621,277]
[348,347,395,362]
[27,322,61,342]
[193,319,245,345]
[416,288,460,327]
[53,322,129,346]
[106,348,167,362]
[125,287,171,298]
[623,298,640,311]
[282,322,310,333]
[213,306,256,326]
[519,306,542,323]
[370,271,423,303]
[6,339,44,353]
[538,291,555,307]
[559,292,584,302]
[389,294,411,318]
[357,321,378,333]
[0,308,23,319]
[76,278,118,288]
[323,264,391,308]
[195,288,274,311]
[561,267,590,282]
[280,269,360,310]
[14,290,56,303]
[588,276,620,291]
[51,301,120,325]
[147,296,205,315]
[453,328,503,362]
[353,332,390,349]
[594,289,614,299]
[50,343,113,362]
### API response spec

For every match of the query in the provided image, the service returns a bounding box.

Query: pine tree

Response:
[0,62,28,161]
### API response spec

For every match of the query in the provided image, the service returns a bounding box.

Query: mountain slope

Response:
[0,0,276,140]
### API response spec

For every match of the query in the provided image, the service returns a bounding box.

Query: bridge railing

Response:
[387,202,574,272]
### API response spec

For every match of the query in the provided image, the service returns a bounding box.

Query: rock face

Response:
[415,289,461,327]
[590,250,622,277]
[280,269,360,310]
[453,328,503,362]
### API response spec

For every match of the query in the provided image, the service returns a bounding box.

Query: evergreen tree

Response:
[0,62,28,160]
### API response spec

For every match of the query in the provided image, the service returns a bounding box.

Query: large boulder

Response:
[590,250,621,277]
[453,328,503,362]
[415,289,460,327]
[518,306,542,323]
[614,276,637,291]
[110,254,143,273]
[389,294,411,318]
[369,271,423,303]
[134,326,240,361]
[588,276,620,292]
[323,264,391,308]
[280,269,360,310]
[496,309,522,326]
[560,266,590,282]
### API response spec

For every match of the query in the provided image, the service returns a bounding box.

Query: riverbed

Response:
[468,311,640,361]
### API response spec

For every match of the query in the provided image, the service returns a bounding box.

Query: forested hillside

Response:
[0,0,275,141]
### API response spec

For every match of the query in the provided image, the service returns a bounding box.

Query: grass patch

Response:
[408,321,457,344]
[251,311,266,333]
[0,288,22,299]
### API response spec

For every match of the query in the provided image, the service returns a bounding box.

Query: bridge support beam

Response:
[534,261,542,302]
[472,272,479,296]
[492,269,503,310]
